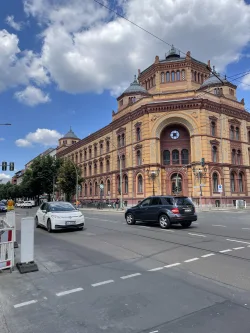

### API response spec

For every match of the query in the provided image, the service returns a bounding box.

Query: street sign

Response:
[218,184,223,193]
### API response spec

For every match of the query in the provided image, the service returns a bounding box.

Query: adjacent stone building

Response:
[57,46,250,207]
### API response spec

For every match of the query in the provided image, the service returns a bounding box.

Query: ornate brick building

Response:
[57,46,250,206]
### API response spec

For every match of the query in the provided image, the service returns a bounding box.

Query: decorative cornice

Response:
[210,139,220,146]
[134,143,143,150]
[134,122,142,128]
[105,136,110,141]
[116,127,126,134]
[228,118,241,126]
[88,161,92,165]
[88,145,92,149]
[209,116,218,121]
[99,157,104,162]
[99,140,104,144]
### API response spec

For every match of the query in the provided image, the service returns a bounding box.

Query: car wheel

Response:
[47,219,52,233]
[35,216,39,228]
[181,221,192,228]
[159,214,171,229]
[126,213,135,225]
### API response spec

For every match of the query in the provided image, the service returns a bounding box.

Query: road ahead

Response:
[1,208,250,332]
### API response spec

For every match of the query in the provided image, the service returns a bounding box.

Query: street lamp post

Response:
[146,168,160,196]
[192,165,207,209]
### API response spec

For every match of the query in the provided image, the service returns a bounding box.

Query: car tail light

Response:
[171,208,180,214]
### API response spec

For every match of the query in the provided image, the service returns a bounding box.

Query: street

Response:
[1,208,250,332]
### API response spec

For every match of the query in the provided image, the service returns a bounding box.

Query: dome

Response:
[200,70,230,89]
[123,75,149,95]
[62,127,79,139]
[165,45,181,60]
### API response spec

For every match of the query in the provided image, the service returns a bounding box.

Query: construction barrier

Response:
[6,211,18,248]
[0,219,14,273]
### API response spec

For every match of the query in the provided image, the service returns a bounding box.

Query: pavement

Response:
[1,208,250,332]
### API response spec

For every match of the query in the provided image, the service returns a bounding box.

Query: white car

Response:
[21,201,33,208]
[16,201,24,207]
[35,201,85,232]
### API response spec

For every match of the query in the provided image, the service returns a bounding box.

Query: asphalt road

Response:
[1,208,250,332]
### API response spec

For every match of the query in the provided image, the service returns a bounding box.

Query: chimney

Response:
[138,69,141,76]
[207,60,211,69]
[186,51,191,59]
[155,55,159,64]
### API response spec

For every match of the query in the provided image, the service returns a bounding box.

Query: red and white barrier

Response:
[0,220,14,272]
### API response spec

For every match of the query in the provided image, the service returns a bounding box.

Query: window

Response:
[151,197,162,205]
[136,127,141,141]
[75,154,78,164]
[89,182,92,196]
[172,150,179,164]
[94,163,97,175]
[166,72,170,82]
[239,172,244,192]
[117,175,121,194]
[117,135,121,147]
[100,161,103,174]
[212,173,218,192]
[194,71,197,81]
[211,121,216,136]
[248,131,250,143]
[80,153,82,163]
[198,73,200,83]
[235,127,240,140]
[84,183,87,196]
[231,149,236,164]
[212,146,218,163]
[94,146,97,157]
[119,99,123,107]
[140,197,150,206]
[121,154,126,169]
[230,126,234,140]
[161,72,165,83]
[176,71,180,81]
[95,182,98,196]
[150,78,153,87]
[137,150,142,165]
[171,174,182,193]
[124,175,128,194]
[89,148,92,159]
[181,149,189,165]
[171,71,175,81]
[138,175,143,193]
[121,133,125,147]
[72,140,76,144]
[230,172,235,192]
[153,76,156,86]
[201,74,204,83]
[163,150,170,165]
[89,165,92,176]
[84,150,87,160]
[106,141,110,153]
[63,140,67,144]
[237,150,241,165]
[84,166,87,177]
[107,179,111,194]
[100,143,103,155]
[182,69,185,80]
[106,159,110,172]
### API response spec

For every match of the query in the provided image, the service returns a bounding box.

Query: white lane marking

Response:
[227,239,250,245]
[188,233,206,238]
[219,249,232,253]
[139,226,151,229]
[91,280,114,287]
[165,263,181,268]
[120,273,141,279]
[201,253,215,258]
[149,331,159,333]
[148,267,165,272]
[56,288,83,297]
[212,224,226,228]
[162,229,174,232]
[87,217,118,223]
[242,228,250,230]
[184,257,199,263]
[14,300,37,308]
[192,222,199,225]
[233,247,245,250]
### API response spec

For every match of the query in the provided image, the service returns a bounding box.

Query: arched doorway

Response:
[171,173,183,195]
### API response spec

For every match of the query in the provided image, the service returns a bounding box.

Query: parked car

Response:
[0,202,7,213]
[35,201,85,232]
[16,201,24,207]
[125,196,197,229]
[21,201,33,208]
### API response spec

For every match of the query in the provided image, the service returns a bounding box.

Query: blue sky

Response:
[0,0,250,182]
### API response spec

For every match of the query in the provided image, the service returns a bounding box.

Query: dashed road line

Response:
[227,239,250,245]
[14,300,37,308]
[233,247,245,250]
[162,229,174,232]
[219,249,232,253]
[165,263,181,268]
[149,331,159,333]
[242,228,250,230]
[91,280,114,287]
[201,253,215,258]
[56,288,83,297]
[212,224,226,227]
[184,257,199,263]
[120,273,141,279]
[188,233,206,237]
[148,267,165,272]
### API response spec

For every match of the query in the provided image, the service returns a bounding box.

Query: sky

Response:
[0,0,250,183]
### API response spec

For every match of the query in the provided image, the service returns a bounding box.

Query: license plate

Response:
[66,221,76,225]
[185,209,191,212]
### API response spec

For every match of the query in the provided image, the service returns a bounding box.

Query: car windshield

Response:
[49,202,76,212]
[173,197,193,205]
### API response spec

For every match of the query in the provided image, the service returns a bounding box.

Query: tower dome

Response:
[123,75,149,95]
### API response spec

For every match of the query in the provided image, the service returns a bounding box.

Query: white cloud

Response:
[22,0,250,96]
[0,138,5,141]
[14,86,51,106]
[5,15,23,31]
[0,173,11,184]
[16,128,62,148]
[240,73,250,90]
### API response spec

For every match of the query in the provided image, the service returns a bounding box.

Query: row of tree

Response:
[0,155,83,202]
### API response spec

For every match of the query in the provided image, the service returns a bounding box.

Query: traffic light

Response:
[2,162,7,171]
[201,158,205,167]
[9,162,14,171]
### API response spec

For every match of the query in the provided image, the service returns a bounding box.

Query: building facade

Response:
[57,46,250,207]
[25,147,57,170]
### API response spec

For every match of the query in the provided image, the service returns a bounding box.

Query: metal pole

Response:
[119,154,122,209]
[220,113,223,206]
[152,177,155,196]
[199,171,202,209]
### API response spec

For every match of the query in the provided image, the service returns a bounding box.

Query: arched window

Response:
[172,150,179,164]
[166,72,170,82]
[181,149,189,165]
[89,182,93,196]
[197,73,200,83]
[117,135,121,147]
[106,159,110,172]
[106,141,110,153]
[107,179,111,194]
[94,146,97,157]
[84,183,87,196]
[194,71,197,81]
[230,126,234,140]
[150,78,153,87]
[176,71,180,81]
[117,175,121,194]
[100,143,103,155]
[137,150,142,165]
[230,172,236,193]
[95,182,98,196]
[84,150,87,160]
[239,172,244,192]
[153,76,156,86]
[89,165,92,176]
[211,121,216,136]
[124,175,128,194]
[137,175,143,193]
[80,153,82,163]
[191,70,194,81]
[121,133,125,147]
[235,127,240,140]
[248,131,250,143]
[231,149,236,164]
[161,72,165,83]
[171,71,175,81]
[136,127,141,141]
[121,154,126,169]
[212,146,218,163]
[182,69,185,80]
[163,150,170,165]
[89,148,92,159]
[237,150,241,165]
[212,172,218,193]
[100,161,103,174]
[94,163,97,175]
[84,166,87,177]
[201,74,204,84]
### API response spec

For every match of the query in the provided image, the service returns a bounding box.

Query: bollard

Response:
[6,211,18,248]
[16,217,38,274]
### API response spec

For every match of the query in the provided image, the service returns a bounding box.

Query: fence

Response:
[0,219,14,273]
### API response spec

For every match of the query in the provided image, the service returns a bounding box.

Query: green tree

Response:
[57,159,83,202]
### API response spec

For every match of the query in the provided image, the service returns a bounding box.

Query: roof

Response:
[122,75,149,95]
[200,70,236,89]
[62,127,79,139]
